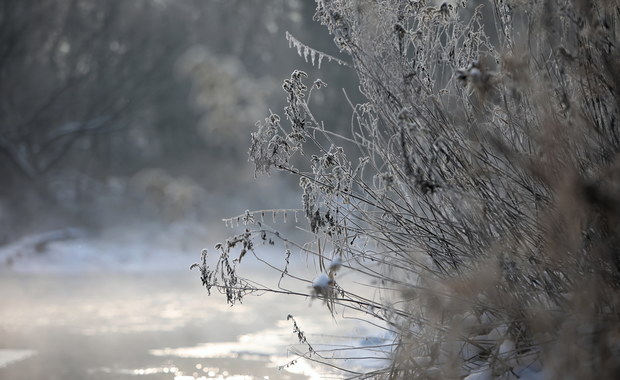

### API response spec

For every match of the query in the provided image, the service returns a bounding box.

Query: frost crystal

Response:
[285,31,350,69]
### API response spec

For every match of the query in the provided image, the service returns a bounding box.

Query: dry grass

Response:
[197,1,620,378]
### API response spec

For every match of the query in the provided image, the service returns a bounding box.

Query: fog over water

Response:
[0,226,386,380]
[0,271,318,380]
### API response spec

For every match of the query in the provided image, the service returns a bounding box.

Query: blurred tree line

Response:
[0,0,357,242]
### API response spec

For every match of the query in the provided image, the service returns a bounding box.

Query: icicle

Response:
[285,31,350,68]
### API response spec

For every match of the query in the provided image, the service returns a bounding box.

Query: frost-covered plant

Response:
[196,0,620,378]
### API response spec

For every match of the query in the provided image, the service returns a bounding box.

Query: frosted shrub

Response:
[195,1,620,378]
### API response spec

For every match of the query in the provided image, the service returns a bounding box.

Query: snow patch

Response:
[0,221,208,274]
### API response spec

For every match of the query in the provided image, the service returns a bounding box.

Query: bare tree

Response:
[0,0,309,234]
[0,1,179,198]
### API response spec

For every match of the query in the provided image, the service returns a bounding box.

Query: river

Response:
[0,271,349,380]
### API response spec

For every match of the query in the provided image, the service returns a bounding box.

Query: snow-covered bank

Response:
[0,221,209,274]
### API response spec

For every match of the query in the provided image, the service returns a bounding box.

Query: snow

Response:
[499,339,517,367]
[0,221,208,274]
[464,368,492,380]
[0,228,83,263]
[311,273,332,293]
[515,367,546,380]
[311,273,331,288]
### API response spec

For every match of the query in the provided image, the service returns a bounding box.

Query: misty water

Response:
[0,271,332,380]
[0,223,386,380]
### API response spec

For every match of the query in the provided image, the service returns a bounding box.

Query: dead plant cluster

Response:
[195,1,620,378]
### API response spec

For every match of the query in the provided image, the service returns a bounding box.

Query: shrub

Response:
[194,1,620,378]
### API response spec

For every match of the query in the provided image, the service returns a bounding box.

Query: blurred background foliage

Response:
[0,0,358,243]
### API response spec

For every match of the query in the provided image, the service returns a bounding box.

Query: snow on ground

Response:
[0,221,209,274]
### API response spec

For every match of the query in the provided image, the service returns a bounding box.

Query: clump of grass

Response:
[196,1,620,378]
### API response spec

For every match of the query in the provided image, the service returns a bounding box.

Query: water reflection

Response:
[0,350,36,368]
[0,272,340,380]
